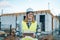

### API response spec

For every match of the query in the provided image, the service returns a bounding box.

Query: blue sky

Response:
[0,0,60,15]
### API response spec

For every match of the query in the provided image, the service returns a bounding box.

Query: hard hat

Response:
[26,8,34,13]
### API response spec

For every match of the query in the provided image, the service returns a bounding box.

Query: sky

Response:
[0,0,60,16]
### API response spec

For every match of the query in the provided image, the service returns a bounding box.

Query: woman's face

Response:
[27,12,34,21]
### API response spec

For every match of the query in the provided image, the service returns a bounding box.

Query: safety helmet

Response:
[26,8,34,14]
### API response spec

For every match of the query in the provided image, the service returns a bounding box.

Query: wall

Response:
[0,12,59,34]
[1,15,16,30]
[45,13,52,33]
[36,12,53,34]
[53,17,59,35]
[17,14,24,32]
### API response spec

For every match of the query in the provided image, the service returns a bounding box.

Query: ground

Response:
[0,34,60,40]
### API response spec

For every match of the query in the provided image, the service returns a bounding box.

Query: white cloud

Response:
[0,0,60,16]
[0,1,11,9]
[49,2,60,16]
[0,0,20,13]
[51,8,60,16]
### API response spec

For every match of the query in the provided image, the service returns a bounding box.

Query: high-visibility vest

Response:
[22,21,37,32]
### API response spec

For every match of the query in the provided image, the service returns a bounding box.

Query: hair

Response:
[24,12,35,22]
[26,11,34,15]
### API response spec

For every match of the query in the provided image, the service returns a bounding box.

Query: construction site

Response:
[0,10,60,40]
[0,0,60,40]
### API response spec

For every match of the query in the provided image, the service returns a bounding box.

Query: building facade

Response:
[0,10,59,34]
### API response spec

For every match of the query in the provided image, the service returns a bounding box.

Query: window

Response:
[24,16,26,20]
[40,15,45,31]
[0,22,1,30]
[34,15,36,20]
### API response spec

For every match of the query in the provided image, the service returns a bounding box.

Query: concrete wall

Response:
[0,12,59,34]
[1,15,16,30]
[53,18,59,31]
[53,17,59,34]
[45,13,52,32]
[36,12,52,33]
[17,14,24,32]
[1,14,24,30]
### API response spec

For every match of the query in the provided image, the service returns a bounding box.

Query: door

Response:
[40,15,45,31]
